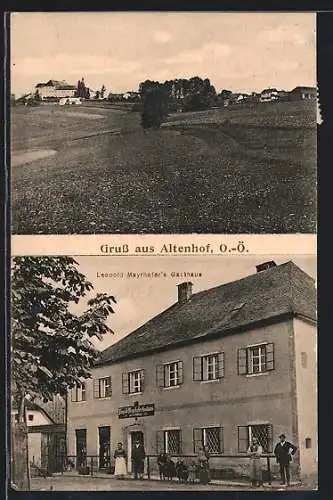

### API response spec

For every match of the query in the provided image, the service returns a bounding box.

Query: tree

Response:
[100,85,106,99]
[11,256,116,488]
[94,90,100,100]
[140,86,169,130]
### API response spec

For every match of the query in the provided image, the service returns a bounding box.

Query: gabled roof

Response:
[12,401,55,424]
[35,80,74,89]
[97,262,316,367]
[261,88,278,94]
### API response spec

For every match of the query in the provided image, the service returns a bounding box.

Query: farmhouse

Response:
[289,86,317,101]
[12,396,66,474]
[67,260,317,480]
[35,80,77,100]
[260,88,279,102]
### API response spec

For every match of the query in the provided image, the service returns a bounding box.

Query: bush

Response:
[141,87,168,130]
[131,102,143,113]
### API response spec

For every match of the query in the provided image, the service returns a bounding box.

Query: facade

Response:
[289,86,317,101]
[67,261,317,480]
[35,80,77,100]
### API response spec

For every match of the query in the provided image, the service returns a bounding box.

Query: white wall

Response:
[293,318,317,478]
[11,409,52,426]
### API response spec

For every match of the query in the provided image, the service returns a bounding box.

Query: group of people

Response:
[157,446,211,484]
[113,440,146,480]
[113,433,297,487]
[248,434,297,487]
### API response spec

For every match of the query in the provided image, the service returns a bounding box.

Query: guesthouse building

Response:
[35,80,77,100]
[67,261,317,480]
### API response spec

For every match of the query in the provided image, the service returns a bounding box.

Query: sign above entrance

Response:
[118,403,155,419]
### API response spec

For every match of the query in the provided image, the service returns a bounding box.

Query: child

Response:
[187,460,197,483]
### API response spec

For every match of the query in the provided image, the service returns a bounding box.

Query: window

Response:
[193,353,224,381]
[193,427,224,454]
[122,370,144,394]
[71,382,86,402]
[238,424,273,453]
[156,361,183,388]
[156,430,182,454]
[94,377,112,399]
[28,414,34,421]
[305,438,312,449]
[238,343,274,375]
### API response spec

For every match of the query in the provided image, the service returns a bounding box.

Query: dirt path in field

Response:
[11,149,57,167]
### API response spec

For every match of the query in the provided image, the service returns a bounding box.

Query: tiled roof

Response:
[35,80,75,89]
[261,88,278,93]
[97,262,316,366]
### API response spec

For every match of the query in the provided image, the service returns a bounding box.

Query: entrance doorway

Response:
[98,426,111,469]
[75,429,87,468]
[127,430,144,473]
[131,430,144,450]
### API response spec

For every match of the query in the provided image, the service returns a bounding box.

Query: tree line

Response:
[139,76,217,129]
[75,77,106,100]
[139,76,217,111]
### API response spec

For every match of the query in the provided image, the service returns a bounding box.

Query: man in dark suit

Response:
[132,440,146,479]
[274,434,297,486]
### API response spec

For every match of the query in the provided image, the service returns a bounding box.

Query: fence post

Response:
[267,456,271,485]
[147,456,150,480]
[90,456,93,476]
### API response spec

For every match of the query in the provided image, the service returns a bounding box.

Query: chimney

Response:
[256,261,277,273]
[177,282,193,304]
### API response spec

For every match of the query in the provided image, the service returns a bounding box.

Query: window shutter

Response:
[122,373,129,394]
[217,352,225,378]
[238,348,248,375]
[193,428,203,453]
[178,361,183,385]
[219,427,224,453]
[156,430,164,453]
[156,365,165,388]
[71,388,76,402]
[178,430,183,454]
[81,383,86,401]
[93,379,100,399]
[266,343,275,371]
[267,424,273,452]
[106,377,112,397]
[238,426,249,452]
[193,356,202,381]
[141,370,145,392]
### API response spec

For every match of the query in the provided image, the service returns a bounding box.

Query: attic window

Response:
[28,414,34,421]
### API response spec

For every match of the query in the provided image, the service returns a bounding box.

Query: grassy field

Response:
[11,101,316,234]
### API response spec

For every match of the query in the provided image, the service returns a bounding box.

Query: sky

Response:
[10,12,316,97]
[69,255,316,352]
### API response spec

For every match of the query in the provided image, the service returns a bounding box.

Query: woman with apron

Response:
[247,437,263,487]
